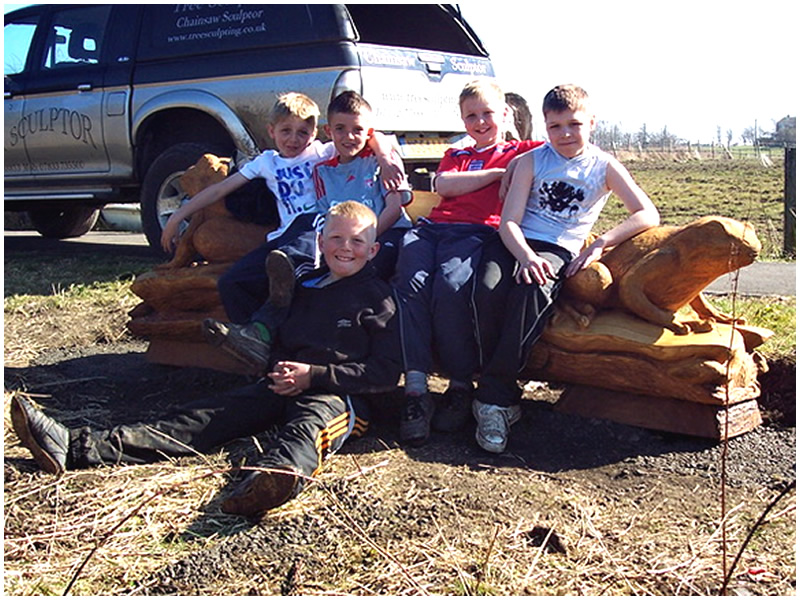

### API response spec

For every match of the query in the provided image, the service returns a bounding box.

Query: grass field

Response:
[595,157,791,259]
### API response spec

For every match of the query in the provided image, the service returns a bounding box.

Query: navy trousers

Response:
[217,213,319,324]
[392,222,496,382]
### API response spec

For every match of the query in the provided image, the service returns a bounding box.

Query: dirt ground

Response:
[4,335,795,595]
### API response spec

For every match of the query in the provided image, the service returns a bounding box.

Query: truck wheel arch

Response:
[132,92,260,184]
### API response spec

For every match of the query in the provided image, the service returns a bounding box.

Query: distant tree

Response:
[741,126,766,145]
[650,125,680,150]
[637,124,648,148]
[726,129,733,148]
[590,120,612,148]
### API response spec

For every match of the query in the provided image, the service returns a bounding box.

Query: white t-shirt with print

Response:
[239,140,336,241]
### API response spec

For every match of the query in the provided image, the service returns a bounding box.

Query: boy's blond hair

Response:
[268,92,320,127]
[542,84,590,115]
[325,201,378,241]
[459,79,505,108]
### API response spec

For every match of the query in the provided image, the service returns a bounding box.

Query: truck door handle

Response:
[77,83,93,92]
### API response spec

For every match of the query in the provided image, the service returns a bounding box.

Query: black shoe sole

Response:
[202,319,267,373]
[221,468,297,519]
[10,397,65,476]
[265,250,295,309]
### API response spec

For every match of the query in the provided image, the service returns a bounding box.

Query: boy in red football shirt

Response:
[392,80,542,445]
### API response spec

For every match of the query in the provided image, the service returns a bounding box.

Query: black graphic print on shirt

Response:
[538,181,584,215]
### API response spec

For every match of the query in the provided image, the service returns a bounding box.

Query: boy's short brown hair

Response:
[325,201,378,240]
[268,92,320,127]
[542,84,590,115]
[459,79,505,108]
[328,90,372,120]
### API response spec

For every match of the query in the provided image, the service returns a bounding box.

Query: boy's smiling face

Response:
[460,94,508,150]
[318,214,379,281]
[268,115,317,158]
[325,111,373,163]
[544,108,595,158]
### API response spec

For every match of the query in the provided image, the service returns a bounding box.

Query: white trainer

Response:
[472,400,522,454]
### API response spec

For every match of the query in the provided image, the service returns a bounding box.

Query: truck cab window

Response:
[43,6,111,69]
[4,17,38,76]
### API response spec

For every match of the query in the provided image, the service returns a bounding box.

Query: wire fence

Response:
[595,142,789,162]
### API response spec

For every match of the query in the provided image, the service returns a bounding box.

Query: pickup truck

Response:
[4,4,495,251]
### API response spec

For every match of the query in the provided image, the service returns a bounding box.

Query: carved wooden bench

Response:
[127,155,771,440]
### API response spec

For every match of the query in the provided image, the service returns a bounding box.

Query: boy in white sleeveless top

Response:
[474,84,660,453]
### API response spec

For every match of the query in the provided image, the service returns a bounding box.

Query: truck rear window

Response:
[345,5,488,57]
[137,5,349,60]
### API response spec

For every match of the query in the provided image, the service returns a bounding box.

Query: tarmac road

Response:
[4,230,797,296]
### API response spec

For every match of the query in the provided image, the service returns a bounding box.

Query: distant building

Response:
[775,116,796,145]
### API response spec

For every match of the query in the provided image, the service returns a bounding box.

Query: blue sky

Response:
[5,2,796,143]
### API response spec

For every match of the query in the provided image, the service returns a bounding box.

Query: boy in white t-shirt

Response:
[161,92,402,372]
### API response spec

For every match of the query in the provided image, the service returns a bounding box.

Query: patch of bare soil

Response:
[4,339,795,596]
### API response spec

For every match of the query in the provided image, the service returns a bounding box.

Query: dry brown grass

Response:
[4,394,795,595]
[4,393,240,595]
[3,280,140,368]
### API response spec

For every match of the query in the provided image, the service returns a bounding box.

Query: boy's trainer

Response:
[432,386,473,432]
[202,318,272,371]
[472,400,522,454]
[10,395,70,475]
[221,467,298,519]
[400,393,435,446]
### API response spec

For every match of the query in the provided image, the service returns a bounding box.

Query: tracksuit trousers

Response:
[475,239,572,407]
[392,222,496,382]
[217,213,319,324]
[68,380,367,496]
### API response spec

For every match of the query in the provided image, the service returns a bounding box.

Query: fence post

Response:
[785,145,796,256]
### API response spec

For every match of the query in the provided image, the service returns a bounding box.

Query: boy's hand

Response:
[378,159,405,191]
[517,252,556,286]
[565,239,605,278]
[160,214,181,252]
[268,361,312,396]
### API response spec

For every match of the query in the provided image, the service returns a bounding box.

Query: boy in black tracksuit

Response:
[11,202,401,519]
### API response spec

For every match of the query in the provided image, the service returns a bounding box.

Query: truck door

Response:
[4,9,40,178]
[21,5,112,177]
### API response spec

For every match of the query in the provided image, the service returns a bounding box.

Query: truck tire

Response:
[140,142,227,254]
[28,206,100,239]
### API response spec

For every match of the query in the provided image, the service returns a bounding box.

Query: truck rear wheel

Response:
[28,206,100,239]
[140,143,227,254]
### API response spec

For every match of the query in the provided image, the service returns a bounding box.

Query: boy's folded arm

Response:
[434,168,505,197]
[308,354,402,395]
